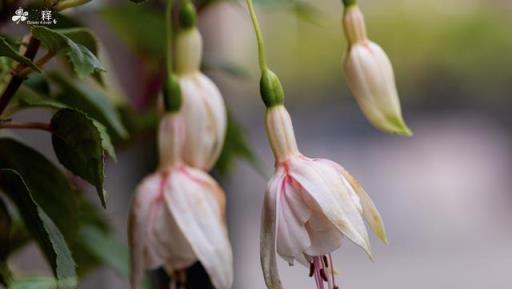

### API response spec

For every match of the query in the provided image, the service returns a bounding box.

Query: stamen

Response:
[309,262,315,277]
[323,256,329,267]
[329,254,338,289]
[320,269,328,282]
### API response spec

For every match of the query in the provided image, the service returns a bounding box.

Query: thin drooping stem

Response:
[0,37,40,115]
[166,0,175,74]
[55,0,92,11]
[0,121,52,132]
[342,0,357,7]
[245,0,268,72]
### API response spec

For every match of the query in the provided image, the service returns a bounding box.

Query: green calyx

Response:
[179,1,197,30]
[260,69,285,107]
[162,75,182,112]
[342,0,357,7]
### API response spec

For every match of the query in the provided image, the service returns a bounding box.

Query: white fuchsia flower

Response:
[128,112,233,289]
[342,4,412,136]
[261,105,387,289]
[175,26,227,171]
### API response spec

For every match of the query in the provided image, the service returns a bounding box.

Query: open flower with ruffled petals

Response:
[342,4,411,136]
[175,26,227,171]
[128,113,233,289]
[261,105,387,289]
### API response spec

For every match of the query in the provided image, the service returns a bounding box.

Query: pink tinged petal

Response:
[165,168,233,289]
[288,158,373,258]
[128,173,163,289]
[276,180,311,264]
[261,170,285,289]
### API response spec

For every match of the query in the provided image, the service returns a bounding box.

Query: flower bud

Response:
[343,5,412,136]
[179,0,197,30]
[175,27,227,171]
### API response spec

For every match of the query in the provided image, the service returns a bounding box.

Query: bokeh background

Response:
[4,0,512,288]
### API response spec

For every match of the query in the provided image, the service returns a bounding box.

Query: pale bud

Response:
[343,6,412,136]
[175,27,227,171]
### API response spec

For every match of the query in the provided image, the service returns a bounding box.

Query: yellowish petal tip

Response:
[381,115,413,137]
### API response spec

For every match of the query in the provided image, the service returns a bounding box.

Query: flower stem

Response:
[18,51,56,77]
[0,121,52,132]
[55,0,92,11]
[166,0,175,75]
[0,36,40,116]
[246,0,268,72]
[342,0,357,7]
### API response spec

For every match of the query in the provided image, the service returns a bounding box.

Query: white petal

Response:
[289,157,373,257]
[261,170,285,289]
[165,167,233,289]
[151,201,197,271]
[276,180,311,263]
[344,42,411,135]
[180,73,227,170]
[128,172,162,289]
[304,214,343,257]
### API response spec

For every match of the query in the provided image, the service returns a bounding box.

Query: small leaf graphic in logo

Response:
[11,8,28,24]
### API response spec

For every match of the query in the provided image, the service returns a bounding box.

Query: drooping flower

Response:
[175,23,227,171]
[342,4,412,136]
[128,112,233,289]
[261,105,387,289]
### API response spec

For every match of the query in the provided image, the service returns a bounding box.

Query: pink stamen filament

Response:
[309,254,338,289]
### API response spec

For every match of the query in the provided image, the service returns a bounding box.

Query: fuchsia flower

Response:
[128,113,233,289]
[261,105,387,289]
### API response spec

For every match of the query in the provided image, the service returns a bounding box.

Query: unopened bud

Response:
[343,5,412,136]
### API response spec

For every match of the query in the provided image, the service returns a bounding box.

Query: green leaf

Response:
[78,226,152,289]
[72,195,111,277]
[0,138,79,243]
[31,26,105,77]
[57,28,105,85]
[101,5,165,59]
[8,276,60,289]
[0,170,77,289]
[51,108,115,208]
[4,85,65,117]
[0,38,40,72]
[49,72,128,140]
[215,112,265,177]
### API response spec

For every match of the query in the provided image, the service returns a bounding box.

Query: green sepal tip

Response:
[163,75,182,113]
[260,68,285,108]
